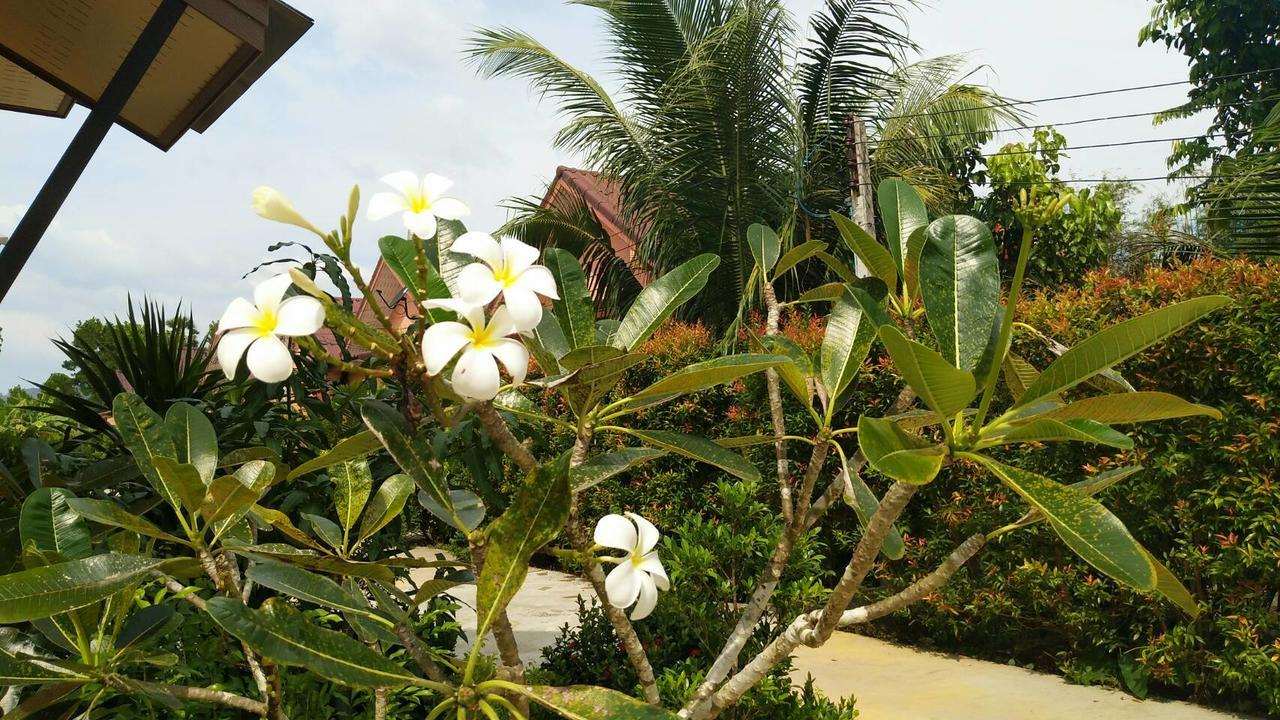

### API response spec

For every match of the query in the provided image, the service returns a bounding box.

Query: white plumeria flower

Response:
[252,186,323,236]
[595,513,670,621]
[453,232,559,331]
[421,299,528,401]
[367,171,469,239]
[217,273,324,383]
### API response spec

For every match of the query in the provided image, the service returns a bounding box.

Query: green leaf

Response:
[378,234,451,309]
[631,354,785,400]
[424,219,471,294]
[64,498,185,544]
[967,454,1156,591]
[330,461,373,532]
[206,597,425,688]
[878,325,976,417]
[288,431,383,481]
[113,393,178,509]
[20,488,91,560]
[857,417,946,485]
[116,603,176,652]
[202,465,269,528]
[165,403,218,483]
[152,457,206,513]
[560,345,625,371]
[545,248,597,350]
[1149,551,1199,617]
[837,461,905,560]
[623,429,759,482]
[251,506,327,551]
[820,291,876,410]
[903,225,927,302]
[1002,353,1041,401]
[0,554,192,623]
[246,561,373,618]
[360,401,451,519]
[1015,296,1230,407]
[832,212,896,286]
[846,278,893,329]
[878,178,928,277]
[792,282,847,305]
[419,489,486,532]
[1021,392,1222,425]
[989,418,1134,450]
[562,350,648,415]
[528,310,572,374]
[755,335,813,405]
[613,254,720,350]
[0,628,83,684]
[746,224,781,274]
[521,685,679,720]
[476,456,571,638]
[412,578,464,607]
[772,240,826,278]
[919,215,1000,371]
[572,448,666,492]
[816,251,857,283]
[357,474,414,545]
[304,514,344,551]
[226,544,394,583]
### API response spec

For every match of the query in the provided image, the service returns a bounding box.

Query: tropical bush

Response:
[0,173,1226,720]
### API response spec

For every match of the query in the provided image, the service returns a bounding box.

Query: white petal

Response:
[638,552,669,591]
[604,561,642,609]
[431,197,470,220]
[514,265,560,300]
[451,232,504,268]
[451,347,501,400]
[367,191,409,220]
[218,297,260,331]
[457,263,503,306]
[421,322,472,375]
[500,236,541,274]
[246,335,294,383]
[404,211,437,239]
[254,273,294,314]
[490,339,529,386]
[422,298,475,316]
[380,170,421,198]
[486,305,518,338]
[252,187,320,234]
[501,285,544,332]
[274,296,324,336]
[216,328,257,379]
[594,514,638,552]
[626,512,661,554]
[421,173,453,202]
[630,573,659,620]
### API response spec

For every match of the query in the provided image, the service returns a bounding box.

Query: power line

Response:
[870,66,1280,121]
[995,174,1256,185]
[866,96,1276,147]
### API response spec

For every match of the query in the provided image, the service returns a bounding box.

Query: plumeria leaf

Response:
[572,448,666,492]
[165,403,218,483]
[246,561,374,618]
[1017,392,1222,425]
[753,335,813,405]
[289,431,384,481]
[820,290,877,412]
[832,212,896,287]
[746,223,781,274]
[816,251,857,283]
[377,235,450,305]
[418,489,486,532]
[152,457,206,513]
[857,416,946,485]
[1015,296,1230,408]
[544,248,597,350]
[476,455,571,638]
[357,474,414,545]
[250,506,328,551]
[878,178,928,278]
[919,215,1000,372]
[0,628,83,685]
[64,498,185,545]
[772,240,827,279]
[792,282,846,305]
[837,458,905,560]
[966,454,1157,592]
[206,597,425,688]
[202,472,266,529]
[878,325,976,417]
[631,354,785,400]
[330,461,373,532]
[613,254,720,351]
[225,544,395,583]
[987,418,1134,450]
[622,429,760,482]
[19,488,91,561]
[114,393,180,510]
[360,401,452,522]
[0,555,196,623]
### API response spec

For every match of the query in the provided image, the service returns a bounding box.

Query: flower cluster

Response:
[224,171,557,400]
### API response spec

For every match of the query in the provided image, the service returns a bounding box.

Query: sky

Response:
[0,0,1210,388]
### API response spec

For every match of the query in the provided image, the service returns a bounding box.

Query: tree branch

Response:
[476,402,537,473]
[760,280,792,523]
[105,676,267,716]
[393,622,449,683]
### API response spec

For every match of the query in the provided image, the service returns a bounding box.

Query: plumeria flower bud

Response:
[252,187,324,237]
[217,273,324,383]
[421,299,528,401]
[594,513,669,620]
[452,232,559,331]
[367,171,470,239]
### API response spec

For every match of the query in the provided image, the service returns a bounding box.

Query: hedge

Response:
[529,257,1279,716]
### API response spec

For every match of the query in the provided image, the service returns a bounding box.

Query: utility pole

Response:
[845,116,874,276]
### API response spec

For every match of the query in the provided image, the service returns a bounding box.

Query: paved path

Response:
[404,548,1253,719]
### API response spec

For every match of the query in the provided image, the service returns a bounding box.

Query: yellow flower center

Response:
[492,264,517,288]
[408,191,432,214]
[630,552,645,567]
[254,310,278,338]
[468,322,497,350]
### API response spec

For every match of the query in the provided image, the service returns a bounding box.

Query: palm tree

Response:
[1199,101,1280,256]
[470,0,1018,324]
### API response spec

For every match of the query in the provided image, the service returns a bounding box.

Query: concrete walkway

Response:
[404,549,1252,719]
